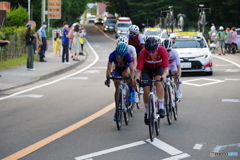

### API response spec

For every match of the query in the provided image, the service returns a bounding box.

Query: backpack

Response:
[218,31,226,41]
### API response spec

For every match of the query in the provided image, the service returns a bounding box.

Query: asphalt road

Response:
[0,24,240,160]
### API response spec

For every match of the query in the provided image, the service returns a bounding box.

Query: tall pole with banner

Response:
[48,0,61,50]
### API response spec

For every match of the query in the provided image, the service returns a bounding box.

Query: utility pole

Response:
[42,0,46,23]
[28,0,31,21]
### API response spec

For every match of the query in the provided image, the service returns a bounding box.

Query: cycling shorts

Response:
[114,66,128,77]
[141,66,163,87]
[169,61,177,72]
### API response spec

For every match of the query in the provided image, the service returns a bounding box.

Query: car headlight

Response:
[117,30,121,33]
[106,26,108,28]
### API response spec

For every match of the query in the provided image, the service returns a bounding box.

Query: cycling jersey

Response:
[108,51,133,68]
[168,49,180,71]
[127,45,137,60]
[136,46,168,71]
[126,34,145,54]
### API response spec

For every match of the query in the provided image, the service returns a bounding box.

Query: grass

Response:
[0,54,38,70]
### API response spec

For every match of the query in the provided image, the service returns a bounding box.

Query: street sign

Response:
[48,0,61,19]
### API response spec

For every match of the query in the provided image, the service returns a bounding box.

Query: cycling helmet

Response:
[145,36,158,51]
[161,39,173,50]
[116,35,128,45]
[26,24,32,29]
[116,43,128,58]
[155,36,161,45]
[129,25,139,33]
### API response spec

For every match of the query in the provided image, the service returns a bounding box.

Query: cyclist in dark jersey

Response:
[135,36,169,125]
[105,43,135,121]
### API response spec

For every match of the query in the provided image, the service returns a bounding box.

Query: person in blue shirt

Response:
[61,21,70,64]
[37,22,47,62]
[105,43,135,121]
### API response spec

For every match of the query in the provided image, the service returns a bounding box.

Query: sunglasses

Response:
[167,49,172,52]
[129,32,136,35]
[148,50,157,54]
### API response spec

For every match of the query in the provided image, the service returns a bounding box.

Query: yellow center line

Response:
[94,26,116,42]
[2,103,115,160]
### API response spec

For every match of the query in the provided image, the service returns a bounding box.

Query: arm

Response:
[0,39,10,44]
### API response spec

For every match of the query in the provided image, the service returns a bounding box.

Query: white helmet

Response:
[161,39,173,50]
[219,26,224,30]
[129,25,139,33]
[116,35,129,45]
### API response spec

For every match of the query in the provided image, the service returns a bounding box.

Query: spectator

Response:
[37,22,47,62]
[209,23,217,44]
[225,28,232,53]
[216,26,227,55]
[71,24,82,61]
[54,32,61,57]
[61,21,70,64]
[79,25,86,55]
[0,32,10,47]
[231,27,237,54]
[25,24,36,70]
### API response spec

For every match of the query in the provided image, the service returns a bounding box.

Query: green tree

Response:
[6,5,28,27]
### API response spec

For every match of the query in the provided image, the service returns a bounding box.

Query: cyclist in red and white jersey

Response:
[125,25,145,56]
[161,39,182,98]
[135,36,169,125]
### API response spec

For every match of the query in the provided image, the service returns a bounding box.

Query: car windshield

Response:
[117,23,131,27]
[161,33,169,38]
[145,30,161,36]
[106,19,116,24]
[172,38,207,48]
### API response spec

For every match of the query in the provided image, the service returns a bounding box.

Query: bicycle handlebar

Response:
[108,76,131,80]
[137,78,163,83]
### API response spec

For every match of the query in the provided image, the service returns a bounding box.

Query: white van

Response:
[115,17,132,38]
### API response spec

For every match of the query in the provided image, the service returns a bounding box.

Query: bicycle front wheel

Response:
[116,88,123,130]
[165,87,172,125]
[148,94,155,142]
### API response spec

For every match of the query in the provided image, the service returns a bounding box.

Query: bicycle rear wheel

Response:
[124,102,130,125]
[116,88,123,130]
[155,103,160,136]
[148,94,155,142]
[173,85,178,120]
[165,87,172,125]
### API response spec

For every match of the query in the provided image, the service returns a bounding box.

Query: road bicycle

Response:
[138,78,162,142]
[161,6,175,34]
[163,73,180,125]
[197,4,211,34]
[177,13,186,31]
[108,76,133,130]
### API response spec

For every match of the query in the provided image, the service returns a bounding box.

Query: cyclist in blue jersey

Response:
[105,43,135,121]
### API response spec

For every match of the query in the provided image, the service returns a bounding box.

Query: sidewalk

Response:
[0,41,88,91]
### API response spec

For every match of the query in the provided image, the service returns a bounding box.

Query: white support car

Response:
[170,32,213,75]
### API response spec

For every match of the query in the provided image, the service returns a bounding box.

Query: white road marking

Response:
[0,39,99,101]
[224,69,240,72]
[212,143,240,152]
[162,153,191,160]
[222,99,240,103]
[146,139,183,156]
[183,78,225,87]
[11,94,43,98]
[225,78,240,81]
[215,64,234,66]
[75,139,190,160]
[89,67,107,69]
[193,144,203,150]
[75,141,146,160]
[64,77,88,80]
[213,55,240,68]
[83,70,100,73]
